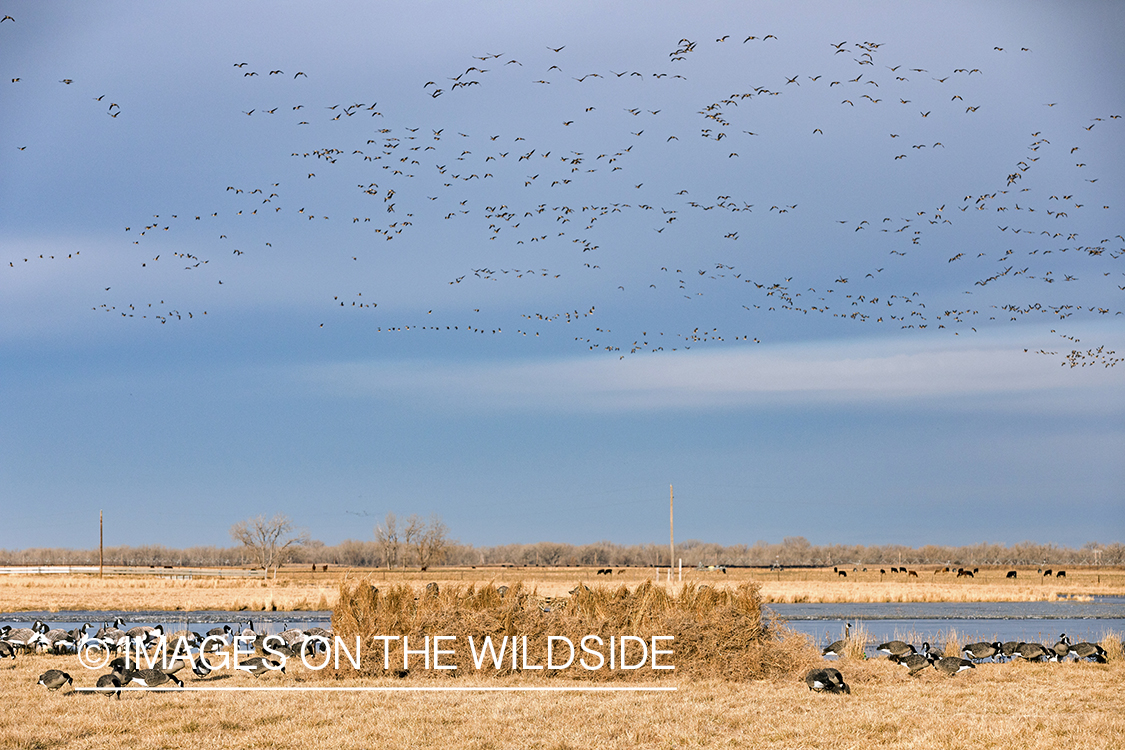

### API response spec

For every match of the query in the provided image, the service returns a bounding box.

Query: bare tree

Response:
[375,512,401,570]
[230,514,309,579]
[418,514,451,569]
[400,513,450,570]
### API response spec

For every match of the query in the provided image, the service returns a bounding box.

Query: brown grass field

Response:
[2,565,1122,612]
[1,651,1122,749]
[1,573,1123,748]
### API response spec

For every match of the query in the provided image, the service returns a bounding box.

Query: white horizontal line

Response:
[75,686,676,693]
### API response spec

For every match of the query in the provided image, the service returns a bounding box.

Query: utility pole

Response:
[669,484,674,570]
[99,510,104,579]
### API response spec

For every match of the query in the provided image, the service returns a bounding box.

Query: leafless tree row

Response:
[1,534,1120,568]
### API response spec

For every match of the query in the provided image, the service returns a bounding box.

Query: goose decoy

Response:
[999,641,1022,661]
[203,625,232,652]
[168,630,202,650]
[38,670,73,691]
[962,641,1002,662]
[1014,642,1050,662]
[933,657,976,676]
[889,652,931,676]
[127,669,184,688]
[876,640,916,657]
[4,627,41,652]
[109,655,140,674]
[45,629,76,654]
[95,672,122,699]
[821,640,847,657]
[805,668,850,693]
[1050,635,1071,661]
[0,641,15,660]
[239,656,285,677]
[1070,641,1107,663]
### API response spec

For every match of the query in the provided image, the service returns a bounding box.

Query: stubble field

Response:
[1,565,1121,612]
[1,653,1122,750]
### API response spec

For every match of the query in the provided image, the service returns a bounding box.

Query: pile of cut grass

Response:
[330,580,818,681]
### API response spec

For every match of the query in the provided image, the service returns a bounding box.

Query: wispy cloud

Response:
[295,331,1124,412]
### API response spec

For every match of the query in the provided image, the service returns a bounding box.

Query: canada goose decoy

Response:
[38,670,73,691]
[169,630,202,650]
[239,656,285,677]
[889,652,931,676]
[933,657,975,676]
[1070,642,1107,663]
[95,672,122,699]
[999,641,1022,662]
[1013,642,1050,662]
[127,669,184,688]
[962,641,1002,662]
[109,655,140,674]
[4,627,39,653]
[0,641,16,660]
[876,640,916,657]
[821,640,847,657]
[805,668,850,693]
[1050,635,1070,661]
[45,629,76,654]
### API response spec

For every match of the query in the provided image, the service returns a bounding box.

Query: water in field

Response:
[0,610,331,634]
[2,601,1123,651]
[766,598,1125,650]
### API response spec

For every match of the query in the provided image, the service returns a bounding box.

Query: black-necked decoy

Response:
[805,667,850,693]
[38,670,72,691]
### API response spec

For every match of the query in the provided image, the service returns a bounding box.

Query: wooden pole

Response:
[669,485,674,570]
[99,510,104,578]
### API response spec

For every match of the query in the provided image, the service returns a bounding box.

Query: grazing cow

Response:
[907,570,918,578]
[1006,570,1018,579]
[890,567,899,573]
[1043,569,1053,577]
[957,569,974,578]
[1056,570,1066,578]
[880,569,886,575]
[837,570,847,578]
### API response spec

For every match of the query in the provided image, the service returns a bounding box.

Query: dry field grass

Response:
[2,565,1122,612]
[1,652,1122,749]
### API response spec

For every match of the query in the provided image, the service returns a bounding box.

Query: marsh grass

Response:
[329,580,815,681]
[1101,632,1124,662]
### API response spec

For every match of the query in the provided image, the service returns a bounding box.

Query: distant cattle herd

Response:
[828,567,1068,580]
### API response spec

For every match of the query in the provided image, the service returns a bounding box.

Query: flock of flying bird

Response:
[3,617,328,696]
[806,632,1109,694]
[4,14,1123,366]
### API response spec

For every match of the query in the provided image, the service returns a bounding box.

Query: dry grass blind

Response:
[329,580,817,681]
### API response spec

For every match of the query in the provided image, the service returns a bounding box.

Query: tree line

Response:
[1,531,1120,568]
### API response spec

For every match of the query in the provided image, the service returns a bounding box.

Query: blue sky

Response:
[1,1,1122,551]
